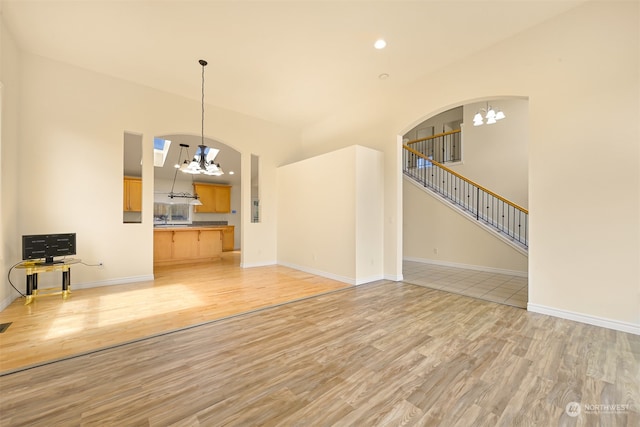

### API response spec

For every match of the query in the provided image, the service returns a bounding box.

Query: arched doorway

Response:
[153,133,242,265]
[401,98,529,308]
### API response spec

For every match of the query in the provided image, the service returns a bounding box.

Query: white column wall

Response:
[355,145,384,283]
[277,145,384,285]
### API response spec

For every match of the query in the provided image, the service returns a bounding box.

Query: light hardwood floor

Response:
[0,255,638,426]
[0,252,349,373]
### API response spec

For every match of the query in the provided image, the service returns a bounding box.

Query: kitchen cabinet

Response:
[154,227,223,266]
[199,229,223,258]
[172,230,200,260]
[153,231,173,262]
[123,177,142,212]
[222,226,235,251]
[193,183,231,213]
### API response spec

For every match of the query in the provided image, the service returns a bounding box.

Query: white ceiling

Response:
[1,0,584,130]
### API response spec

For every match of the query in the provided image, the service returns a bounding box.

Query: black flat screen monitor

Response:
[22,233,76,265]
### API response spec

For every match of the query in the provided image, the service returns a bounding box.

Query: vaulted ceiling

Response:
[2,0,583,130]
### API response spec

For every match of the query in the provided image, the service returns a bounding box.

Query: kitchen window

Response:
[154,203,191,224]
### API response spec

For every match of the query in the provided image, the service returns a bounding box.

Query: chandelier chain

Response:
[201,61,205,147]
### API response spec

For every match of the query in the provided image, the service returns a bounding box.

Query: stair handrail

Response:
[403,144,528,215]
[405,129,462,145]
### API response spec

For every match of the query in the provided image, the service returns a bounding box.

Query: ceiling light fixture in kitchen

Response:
[167,143,203,205]
[179,59,224,176]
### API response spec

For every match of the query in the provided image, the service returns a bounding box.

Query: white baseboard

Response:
[528,303,640,335]
[0,293,18,311]
[73,275,155,290]
[240,260,277,268]
[279,262,384,286]
[355,274,385,285]
[385,273,404,281]
[277,261,360,286]
[404,256,528,278]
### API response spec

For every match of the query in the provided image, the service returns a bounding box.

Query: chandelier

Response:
[473,102,506,126]
[179,59,224,176]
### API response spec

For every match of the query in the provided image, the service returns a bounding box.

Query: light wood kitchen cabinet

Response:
[171,230,200,260]
[154,227,223,266]
[123,177,142,212]
[222,226,235,251]
[199,229,223,258]
[153,230,173,262]
[193,183,231,213]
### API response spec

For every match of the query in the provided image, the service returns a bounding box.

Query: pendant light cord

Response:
[170,160,179,194]
[201,59,206,148]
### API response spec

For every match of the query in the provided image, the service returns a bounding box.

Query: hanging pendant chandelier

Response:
[473,101,506,126]
[179,59,224,176]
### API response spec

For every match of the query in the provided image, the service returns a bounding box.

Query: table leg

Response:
[62,268,71,299]
[25,274,34,305]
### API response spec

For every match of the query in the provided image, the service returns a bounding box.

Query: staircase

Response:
[403,132,528,250]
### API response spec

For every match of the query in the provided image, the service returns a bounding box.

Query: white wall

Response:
[404,178,528,274]
[7,52,298,299]
[0,14,20,309]
[277,145,384,284]
[301,1,640,331]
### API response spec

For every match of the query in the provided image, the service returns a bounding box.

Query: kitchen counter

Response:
[154,226,225,265]
[153,225,227,231]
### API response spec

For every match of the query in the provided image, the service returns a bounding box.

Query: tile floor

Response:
[402,260,528,309]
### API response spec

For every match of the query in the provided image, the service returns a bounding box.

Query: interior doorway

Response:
[401,98,529,308]
[152,133,242,262]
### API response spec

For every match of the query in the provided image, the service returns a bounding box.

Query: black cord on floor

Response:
[7,261,26,298]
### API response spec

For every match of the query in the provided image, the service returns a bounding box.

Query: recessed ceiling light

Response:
[378,73,390,80]
[229,171,235,175]
[374,39,387,49]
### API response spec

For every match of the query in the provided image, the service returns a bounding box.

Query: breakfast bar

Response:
[153,226,226,266]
